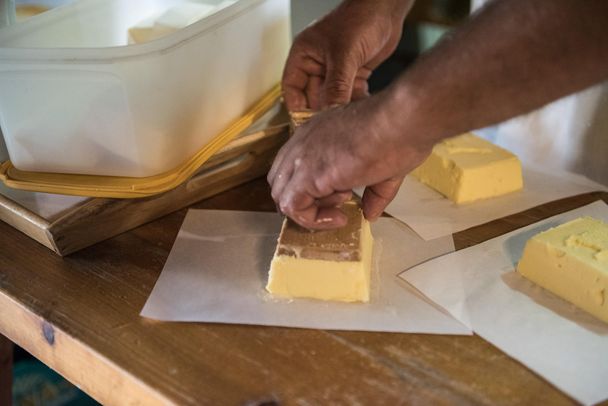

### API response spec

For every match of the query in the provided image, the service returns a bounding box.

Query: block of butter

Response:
[266,201,373,303]
[16,5,48,22]
[517,216,608,323]
[412,133,523,204]
[288,110,314,133]
[128,2,217,44]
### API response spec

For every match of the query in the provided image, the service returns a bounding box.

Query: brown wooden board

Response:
[0,107,288,256]
[0,181,606,405]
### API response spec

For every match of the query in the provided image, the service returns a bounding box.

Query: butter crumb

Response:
[596,250,608,262]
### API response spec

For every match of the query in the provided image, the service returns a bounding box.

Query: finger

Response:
[351,78,370,101]
[316,190,353,208]
[305,75,323,111]
[269,143,298,203]
[279,169,348,229]
[282,51,325,110]
[270,163,294,206]
[267,124,301,186]
[282,65,309,111]
[281,188,348,230]
[322,51,358,107]
[267,144,286,186]
[268,140,295,198]
[283,83,308,112]
[361,177,404,221]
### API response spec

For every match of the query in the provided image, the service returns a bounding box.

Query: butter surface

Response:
[517,216,608,323]
[412,133,523,204]
[266,202,373,303]
[128,2,217,44]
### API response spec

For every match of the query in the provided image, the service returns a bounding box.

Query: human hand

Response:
[268,90,434,229]
[283,0,412,111]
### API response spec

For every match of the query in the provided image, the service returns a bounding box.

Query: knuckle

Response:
[266,170,275,184]
[279,201,292,217]
[312,175,334,197]
[327,165,349,189]
[271,189,279,202]
[325,78,351,96]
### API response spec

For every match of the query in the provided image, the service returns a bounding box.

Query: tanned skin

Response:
[268,0,608,229]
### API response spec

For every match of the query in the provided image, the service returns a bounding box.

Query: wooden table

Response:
[0,179,606,405]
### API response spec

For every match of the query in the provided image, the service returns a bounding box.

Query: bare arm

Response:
[270,0,608,229]
[387,0,608,146]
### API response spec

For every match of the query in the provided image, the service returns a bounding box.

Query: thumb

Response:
[322,52,358,107]
[361,177,404,221]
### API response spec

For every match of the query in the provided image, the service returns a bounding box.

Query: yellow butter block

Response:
[128,23,173,44]
[16,5,48,21]
[128,2,216,44]
[517,216,608,323]
[266,202,373,303]
[412,133,523,204]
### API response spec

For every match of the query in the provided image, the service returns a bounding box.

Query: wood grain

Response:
[0,126,287,256]
[0,193,54,251]
[49,127,287,256]
[0,180,606,405]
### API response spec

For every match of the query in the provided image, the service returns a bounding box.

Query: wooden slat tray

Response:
[0,104,289,256]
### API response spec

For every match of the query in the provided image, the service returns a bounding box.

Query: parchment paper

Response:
[141,210,471,335]
[383,165,607,241]
[401,201,608,405]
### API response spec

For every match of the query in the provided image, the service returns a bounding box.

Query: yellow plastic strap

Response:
[0,84,281,199]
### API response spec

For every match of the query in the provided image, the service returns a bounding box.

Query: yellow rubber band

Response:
[0,84,281,198]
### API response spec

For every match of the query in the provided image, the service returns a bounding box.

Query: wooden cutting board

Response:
[0,104,289,256]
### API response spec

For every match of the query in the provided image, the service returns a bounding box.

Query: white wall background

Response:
[290,0,341,35]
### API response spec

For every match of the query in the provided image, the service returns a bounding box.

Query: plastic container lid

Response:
[0,84,281,198]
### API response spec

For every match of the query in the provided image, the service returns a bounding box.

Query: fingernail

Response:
[364,211,381,222]
[315,217,335,224]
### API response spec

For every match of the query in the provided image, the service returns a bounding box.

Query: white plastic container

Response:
[0,0,290,177]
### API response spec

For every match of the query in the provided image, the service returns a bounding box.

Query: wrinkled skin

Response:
[282,0,410,111]
[270,0,414,228]
[268,92,432,229]
[270,0,608,229]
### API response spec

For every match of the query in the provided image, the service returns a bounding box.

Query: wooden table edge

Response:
[0,292,173,405]
[1,189,606,405]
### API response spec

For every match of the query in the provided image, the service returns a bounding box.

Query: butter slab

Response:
[266,201,373,303]
[412,133,523,204]
[517,216,608,323]
[128,2,216,44]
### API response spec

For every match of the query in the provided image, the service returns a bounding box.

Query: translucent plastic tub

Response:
[0,0,290,177]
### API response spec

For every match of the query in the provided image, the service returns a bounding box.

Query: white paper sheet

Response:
[141,210,471,335]
[401,201,608,405]
[383,166,607,241]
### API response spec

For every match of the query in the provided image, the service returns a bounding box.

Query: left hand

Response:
[282,0,410,111]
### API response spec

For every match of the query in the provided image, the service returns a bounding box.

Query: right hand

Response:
[268,90,434,229]
[282,0,412,111]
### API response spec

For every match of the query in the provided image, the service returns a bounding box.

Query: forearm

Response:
[385,0,608,147]
[337,0,414,19]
